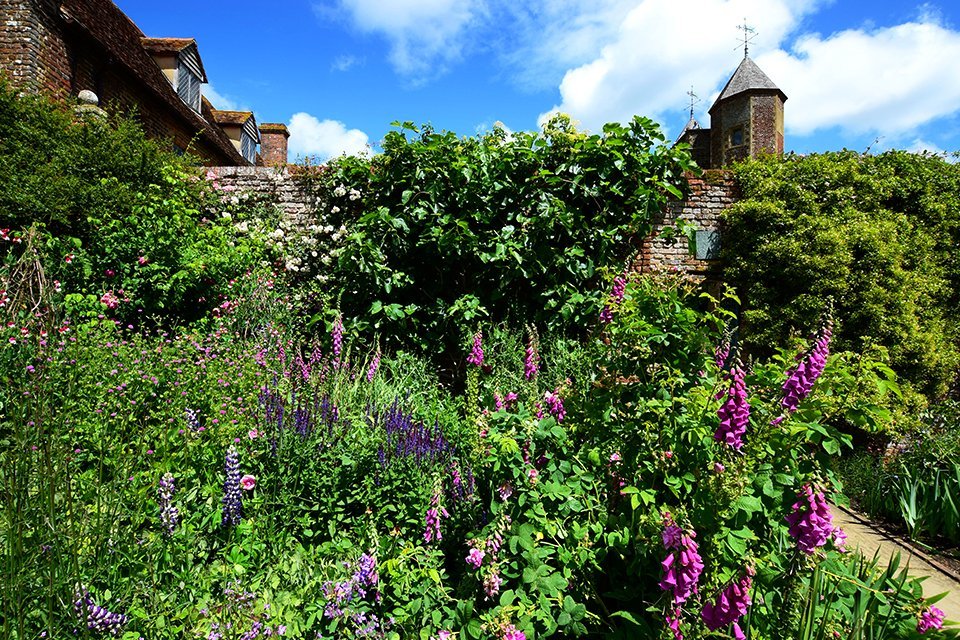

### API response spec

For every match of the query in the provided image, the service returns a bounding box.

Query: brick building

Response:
[640,56,786,277]
[0,0,288,165]
[677,54,787,169]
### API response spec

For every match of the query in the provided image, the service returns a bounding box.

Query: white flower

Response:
[311,251,318,257]
[331,206,341,214]
[321,254,332,265]
[221,212,233,221]
[334,185,347,197]
[348,189,361,201]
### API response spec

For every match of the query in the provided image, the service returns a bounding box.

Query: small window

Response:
[731,127,744,147]
[177,60,201,112]
[240,132,257,163]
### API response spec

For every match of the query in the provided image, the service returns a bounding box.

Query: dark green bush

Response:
[0,80,270,325]
[724,151,960,401]
[288,116,695,361]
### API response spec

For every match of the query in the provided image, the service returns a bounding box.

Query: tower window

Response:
[731,127,744,147]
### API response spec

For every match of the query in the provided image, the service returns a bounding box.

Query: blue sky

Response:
[116,0,960,162]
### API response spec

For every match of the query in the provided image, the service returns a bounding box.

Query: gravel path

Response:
[834,505,960,623]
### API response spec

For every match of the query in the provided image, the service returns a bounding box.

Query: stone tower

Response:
[707,55,787,168]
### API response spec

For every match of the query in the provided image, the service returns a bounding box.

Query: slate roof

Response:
[709,56,787,112]
[57,0,246,165]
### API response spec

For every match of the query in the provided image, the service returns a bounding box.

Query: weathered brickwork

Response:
[209,166,318,225]
[637,170,737,278]
[210,166,738,282]
[0,0,247,165]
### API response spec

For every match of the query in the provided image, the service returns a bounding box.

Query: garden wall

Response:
[209,166,738,279]
[208,166,317,225]
[636,170,737,279]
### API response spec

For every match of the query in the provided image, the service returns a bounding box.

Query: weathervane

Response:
[686,86,700,121]
[737,18,757,57]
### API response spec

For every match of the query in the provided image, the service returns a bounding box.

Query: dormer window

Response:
[141,38,208,113]
[176,57,201,111]
[210,109,260,164]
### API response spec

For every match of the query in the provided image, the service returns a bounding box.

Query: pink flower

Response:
[65,253,74,264]
[248,429,259,439]
[466,548,485,569]
[527,467,539,485]
[435,632,452,640]
[240,474,257,491]
[138,256,149,266]
[918,606,945,634]
[100,291,120,310]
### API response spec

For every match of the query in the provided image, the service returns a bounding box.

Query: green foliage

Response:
[0,80,271,325]
[724,151,960,401]
[291,116,695,359]
[839,401,960,544]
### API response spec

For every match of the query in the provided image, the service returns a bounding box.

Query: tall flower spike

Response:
[524,326,539,381]
[467,330,484,367]
[715,361,750,450]
[701,568,754,639]
[221,445,242,527]
[780,309,833,415]
[158,472,179,536]
[785,484,833,554]
[331,315,344,361]
[659,516,704,605]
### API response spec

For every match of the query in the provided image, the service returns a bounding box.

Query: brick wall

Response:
[209,166,317,225]
[637,170,737,278]
[210,167,740,282]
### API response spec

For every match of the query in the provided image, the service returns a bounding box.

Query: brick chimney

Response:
[257,123,289,166]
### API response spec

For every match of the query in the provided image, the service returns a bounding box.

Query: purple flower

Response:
[780,314,833,414]
[918,606,945,634]
[524,328,539,380]
[665,610,683,640]
[221,445,242,526]
[785,484,833,554]
[543,387,566,422]
[158,472,179,536]
[423,491,449,543]
[467,331,484,367]
[466,547,485,569]
[701,568,753,637]
[74,586,128,636]
[366,350,381,382]
[483,569,503,599]
[332,315,344,361]
[659,517,704,605]
[715,362,750,450]
[600,272,628,324]
[714,338,730,369]
[185,407,201,432]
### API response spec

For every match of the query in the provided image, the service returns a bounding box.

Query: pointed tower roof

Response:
[676,115,702,142]
[709,56,786,113]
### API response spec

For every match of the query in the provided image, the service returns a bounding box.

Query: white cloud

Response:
[287,112,370,161]
[758,21,960,136]
[201,84,248,112]
[328,0,483,79]
[331,54,363,72]
[537,0,960,141]
[538,0,819,134]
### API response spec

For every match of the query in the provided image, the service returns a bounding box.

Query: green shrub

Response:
[0,80,271,326]
[724,151,960,402]
[284,116,695,360]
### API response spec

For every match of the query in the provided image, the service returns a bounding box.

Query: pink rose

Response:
[240,474,257,491]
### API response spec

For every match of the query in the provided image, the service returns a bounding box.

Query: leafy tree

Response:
[295,116,694,361]
[723,151,960,401]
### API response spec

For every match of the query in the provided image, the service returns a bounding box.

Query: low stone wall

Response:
[210,166,739,281]
[208,166,318,225]
[637,170,737,278]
